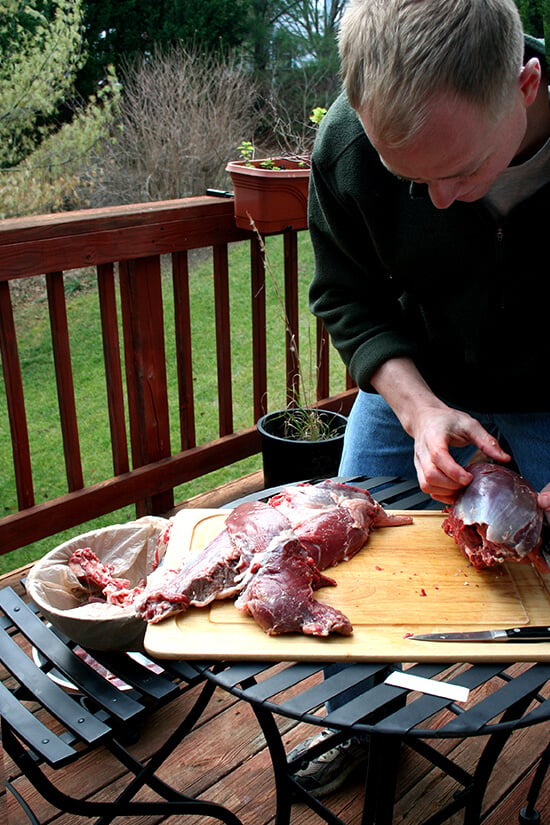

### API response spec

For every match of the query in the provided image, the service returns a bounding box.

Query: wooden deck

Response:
[1,475,550,825]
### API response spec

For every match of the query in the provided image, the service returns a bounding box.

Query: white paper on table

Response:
[384,670,470,703]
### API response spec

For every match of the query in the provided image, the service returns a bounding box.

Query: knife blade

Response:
[409,626,550,642]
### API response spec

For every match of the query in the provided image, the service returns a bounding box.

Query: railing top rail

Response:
[0,196,231,236]
[0,196,252,281]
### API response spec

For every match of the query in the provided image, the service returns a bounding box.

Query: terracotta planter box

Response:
[226,158,310,233]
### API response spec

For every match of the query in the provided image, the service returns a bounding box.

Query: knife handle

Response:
[506,626,550,638]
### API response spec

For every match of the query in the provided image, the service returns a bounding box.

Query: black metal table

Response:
[189,476,550,825]
[191,657,550,825]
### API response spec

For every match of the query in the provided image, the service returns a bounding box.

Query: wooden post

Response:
[119,256,174,516]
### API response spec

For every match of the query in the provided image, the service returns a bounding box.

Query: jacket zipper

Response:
[495,226,505,310]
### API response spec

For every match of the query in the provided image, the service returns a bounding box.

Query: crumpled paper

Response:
[26,516,170,651]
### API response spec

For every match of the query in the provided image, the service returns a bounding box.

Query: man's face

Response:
[358,81,533,209]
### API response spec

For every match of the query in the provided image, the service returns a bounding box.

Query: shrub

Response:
[0,67,120,218]
[87,46,258,205]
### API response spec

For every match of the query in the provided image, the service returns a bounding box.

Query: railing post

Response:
[97,263,130,476]
[316,316,330,402]
[119,257,174,516]
[0,282,34,509]
[172,251,196,451]
[213,244,234,436]
[46,272,84,492]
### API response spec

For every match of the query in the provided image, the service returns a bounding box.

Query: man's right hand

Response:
[371,356,511,504]
[409,404,510,503]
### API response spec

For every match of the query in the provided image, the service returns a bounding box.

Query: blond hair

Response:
[339,0,524,146]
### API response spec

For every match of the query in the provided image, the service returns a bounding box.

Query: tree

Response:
[515,0,550,63]
[77,0,249,99]
[242,0,345,147]
[516,0,545,36]
[0,0,84,166]
[0,0,120,217]
[86,46,257,205]
[274,0,345,68]
[242,0,345,75]
[78,0,344,158]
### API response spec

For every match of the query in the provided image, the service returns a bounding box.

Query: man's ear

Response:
[519,57,542,106]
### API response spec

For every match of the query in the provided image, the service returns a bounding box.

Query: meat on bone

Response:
[71,481,412,636]
[136,501,289,623]
[136,480,412,633]
[69,547,145,607]
[234,533,353,636]
[270,479,412,569]
[442,463,547,572]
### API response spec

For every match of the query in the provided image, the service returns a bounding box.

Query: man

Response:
[289,0,550,798]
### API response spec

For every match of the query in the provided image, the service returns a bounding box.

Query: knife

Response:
[410,626,550,642]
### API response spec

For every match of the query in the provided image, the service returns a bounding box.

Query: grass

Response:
[0,233,347,574]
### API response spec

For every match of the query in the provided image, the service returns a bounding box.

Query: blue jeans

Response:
[339,391,550,492]
[326,392,550,715]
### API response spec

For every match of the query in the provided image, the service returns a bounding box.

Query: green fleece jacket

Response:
[308,38,549,413]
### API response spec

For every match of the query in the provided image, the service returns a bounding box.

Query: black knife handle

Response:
[505,626,550,639]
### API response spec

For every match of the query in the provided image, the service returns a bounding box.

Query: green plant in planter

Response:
[236,140,256,165]
[236,140,307,170]
[236,106,327,171]
[309,106,327,126]
[227,107,326,234]
[257,404,347,487]
[271,405,340,441]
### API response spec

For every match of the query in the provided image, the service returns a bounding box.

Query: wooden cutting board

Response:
[144,509,550,662]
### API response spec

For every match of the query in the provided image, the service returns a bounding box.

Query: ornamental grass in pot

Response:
[257,406,347,488]
[251,218,347,487]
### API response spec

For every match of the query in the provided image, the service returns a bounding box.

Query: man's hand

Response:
[371,357,510,504]
[409,405,510,503]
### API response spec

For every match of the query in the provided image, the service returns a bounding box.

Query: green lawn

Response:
[0,233,347,573]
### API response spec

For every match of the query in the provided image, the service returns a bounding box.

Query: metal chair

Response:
[0,586,243,825]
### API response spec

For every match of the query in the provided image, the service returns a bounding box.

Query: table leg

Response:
[361,734,402,825]
[248,703,294,825]
[520,739,550,824]
[250,704,351,825]
[463,690,547,825]
[0,739,7,825]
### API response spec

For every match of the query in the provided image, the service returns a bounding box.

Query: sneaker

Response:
[287,728,369,798]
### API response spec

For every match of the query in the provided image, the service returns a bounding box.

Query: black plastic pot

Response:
[257,409,347,488]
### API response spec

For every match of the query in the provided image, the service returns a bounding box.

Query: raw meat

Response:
[235,534,353,636]
[137,501,290,622]
[69,548,131,592]
[271,480,412,569]
[442,463,548,572]
[137,480,412,635]
[68,548,145,607]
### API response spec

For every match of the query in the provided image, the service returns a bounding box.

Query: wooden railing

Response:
[0,196,356,557]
